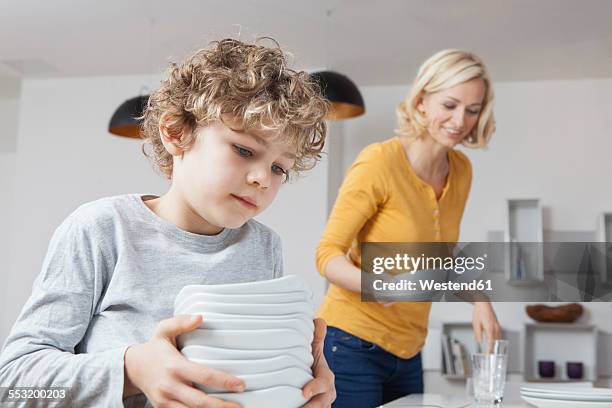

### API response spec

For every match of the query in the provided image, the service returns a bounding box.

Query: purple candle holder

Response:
[538,360,555,378]
[566,362,584,379]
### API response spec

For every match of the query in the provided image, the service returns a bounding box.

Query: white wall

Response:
[1,75,168,345]
[0,79,20,153]
[0,153,17,342]
[0,100,19,153]
[0,74,330,345]
[0,78,20,345]
[340,78,612,387]
[465,79,612,240]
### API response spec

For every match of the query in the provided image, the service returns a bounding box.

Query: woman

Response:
[316,49,502,407]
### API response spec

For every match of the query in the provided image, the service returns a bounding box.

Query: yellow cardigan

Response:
[316,137,472,358]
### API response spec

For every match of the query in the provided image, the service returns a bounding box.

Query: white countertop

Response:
[381,393,529,407]
[379,381,607,407]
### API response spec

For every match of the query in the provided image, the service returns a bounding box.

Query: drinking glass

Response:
[478,339,509,355]
[471,353,507,407]
[467,340,509,398]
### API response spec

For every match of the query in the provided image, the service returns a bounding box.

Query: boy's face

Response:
[171,120,296,232]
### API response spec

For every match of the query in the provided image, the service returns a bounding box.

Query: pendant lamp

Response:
[108,69,364,137]
[108,95,149,138]
[311,71,365,120]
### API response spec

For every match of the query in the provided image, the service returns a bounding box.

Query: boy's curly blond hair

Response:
[141,38,329,179]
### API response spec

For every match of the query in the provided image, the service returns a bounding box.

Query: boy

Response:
[0,38,335,408]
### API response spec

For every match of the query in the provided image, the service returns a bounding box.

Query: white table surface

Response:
[380,381,602,407]
[381,393,529,407]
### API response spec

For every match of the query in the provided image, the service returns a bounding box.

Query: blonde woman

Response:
[316,50,502,407]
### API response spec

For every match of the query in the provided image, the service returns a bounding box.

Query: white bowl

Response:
[175,301,315,317]
[192,317,314,339]
[176,275,310,299]
[174,291,312,312]
[178,328,312,350]
[196,366,313,393]
[187,355,311,375]
[209,386,308,408]
[181,345,314,367]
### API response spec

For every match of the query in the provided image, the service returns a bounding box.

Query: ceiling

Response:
[1,0,612,86]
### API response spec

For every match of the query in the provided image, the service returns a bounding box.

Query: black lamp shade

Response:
[311,71,365,120]
[108,95,149,138]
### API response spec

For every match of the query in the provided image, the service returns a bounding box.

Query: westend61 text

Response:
[372,279,493,292]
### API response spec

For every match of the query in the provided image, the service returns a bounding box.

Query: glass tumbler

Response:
[471,353,507,407]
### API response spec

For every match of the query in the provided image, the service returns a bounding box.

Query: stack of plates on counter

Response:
[175,275,315,408]
[520,384,612,408]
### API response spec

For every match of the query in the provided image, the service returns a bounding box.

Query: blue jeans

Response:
[324,326,424,408]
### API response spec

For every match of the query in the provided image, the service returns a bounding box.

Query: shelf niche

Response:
[440,323,476,380]
[595,212,612,284]
[523,323,598,382]
[504,199,544,285]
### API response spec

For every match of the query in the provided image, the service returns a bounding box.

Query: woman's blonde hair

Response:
[141,38,329,179]
[396,49,495,148]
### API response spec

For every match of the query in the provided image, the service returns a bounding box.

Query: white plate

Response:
[521,395,612,407]
[209,386,308,408]
[181,345,314,367]
[175,291,312,312]
[521,386,612,397]
[175,301,315,317]
[521,383,594,391]
[187,355,311,375]
[178,328,312,350]
[196,366,312,393]
[191,317,314,339]
[176,275,310,298]
[522,391,612,402]
[180,311,315,321]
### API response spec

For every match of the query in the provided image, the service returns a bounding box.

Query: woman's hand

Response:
[472,302,502,350]
[301,318,336,408]
[124,314,245,408]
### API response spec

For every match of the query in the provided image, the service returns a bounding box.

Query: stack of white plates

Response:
[520,384,612,408]
[175,275,315,408]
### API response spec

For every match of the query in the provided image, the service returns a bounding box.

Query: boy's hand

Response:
[301,318,336,408]
[124,314,245,408]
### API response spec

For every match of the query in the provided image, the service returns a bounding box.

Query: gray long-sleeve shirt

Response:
[0,194,283,407]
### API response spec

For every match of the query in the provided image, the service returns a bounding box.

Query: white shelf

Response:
[595,212,612,284]
[523,323,598,382]
[602,213,612,242]
[440,322,477,380]
[440,323,475,379]
[504,199,544,284]
[439,322,599,383]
